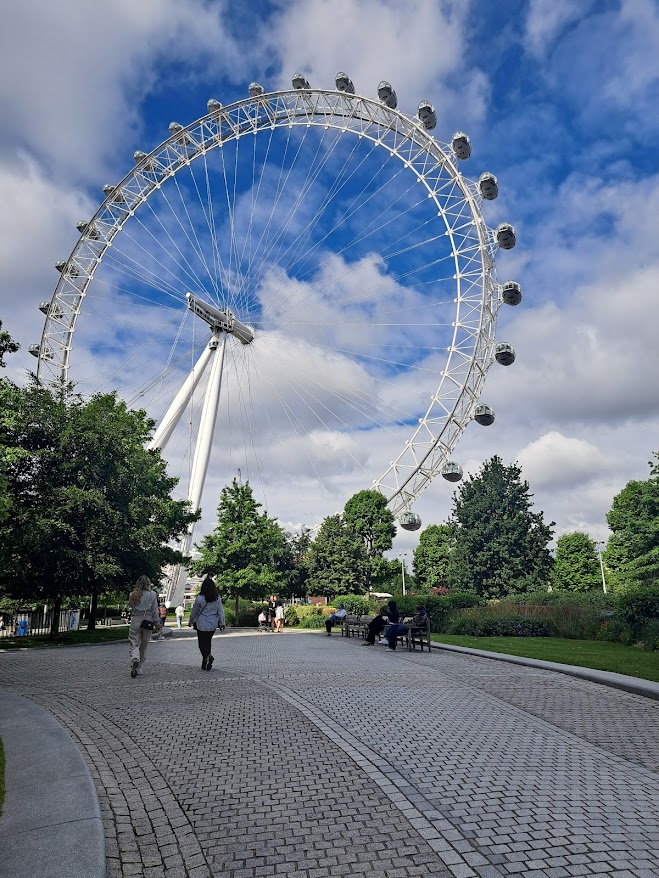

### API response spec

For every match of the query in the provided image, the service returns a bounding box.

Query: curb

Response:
[431,641,659,701]
[0,691,106,878]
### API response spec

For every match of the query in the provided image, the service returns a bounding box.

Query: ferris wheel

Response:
[32,72,521,603]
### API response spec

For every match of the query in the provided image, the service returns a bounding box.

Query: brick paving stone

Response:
[2,632,659,878]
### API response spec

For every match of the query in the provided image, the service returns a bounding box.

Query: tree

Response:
[279,528,312,600]
[413,524,453,592]
[192,479,286,616]
[605,453,659,586]
[448,456,554,598]
[343,489,395,590]
[306,514,368,598]
[0,319,19,368]
[551,532,601,591]
[0,381,197,634]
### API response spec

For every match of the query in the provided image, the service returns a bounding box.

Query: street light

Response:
[596,541,607,594]
[398,552,407,596]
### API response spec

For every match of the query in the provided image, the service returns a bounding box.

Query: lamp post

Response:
[398,552,407,596]
[596,541,607,594]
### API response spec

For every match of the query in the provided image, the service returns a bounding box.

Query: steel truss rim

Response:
[37,86,502,518]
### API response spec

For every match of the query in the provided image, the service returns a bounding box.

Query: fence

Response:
[0,608,80,638]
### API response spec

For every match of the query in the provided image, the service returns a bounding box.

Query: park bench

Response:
[342,614,374,638]
[341,614,432,651]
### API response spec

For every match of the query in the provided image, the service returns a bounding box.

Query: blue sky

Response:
[1,0,658,555]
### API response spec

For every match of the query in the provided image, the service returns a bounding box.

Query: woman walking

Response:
[128,575,162,678]
[189,577,226,670]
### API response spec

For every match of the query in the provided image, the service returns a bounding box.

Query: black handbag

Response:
[140,619,154,630]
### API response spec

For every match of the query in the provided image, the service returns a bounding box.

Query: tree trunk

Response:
[234,593,239,625]
[49,595,62,639]
[88,584,98,631]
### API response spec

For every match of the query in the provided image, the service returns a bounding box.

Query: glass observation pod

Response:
[249,82,265,97]
[207,99,223,111]
[474,404,495,426]
[478,172,498,200]
[451,131,472,160]
[377,81,397,108]
[292,73,310,89]
[494,343,516,366]
[335,72,355,93]
[28,344,40,357]
[501,280,522,306]
[399,511,422,531]
[417,101,437,130]
[441,461,464,482]
[496,223,516,250]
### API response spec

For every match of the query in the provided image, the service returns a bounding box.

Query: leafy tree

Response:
[192,479,286,616]
[306,514,368,598]
[279,528,312,600]
[448,455,554,598]
[413,524,453,592]
[605,453,659,586]
[343,489,395,590]
[0,319,19,368]
[551,532,602,591]
[0,380,197,635]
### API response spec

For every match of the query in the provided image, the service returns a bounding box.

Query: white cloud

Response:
[524,0,596,58]
[516,431,611,490]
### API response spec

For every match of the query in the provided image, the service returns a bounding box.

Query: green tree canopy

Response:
[551,531,602,592]
[448,455,554,598]
[605,453,659,586]
[413,524,453,592]
[343,489,395,590]
[306,514,368,598]
[0,380,197,633]
[192,479,286,614]
[0,319,19,369]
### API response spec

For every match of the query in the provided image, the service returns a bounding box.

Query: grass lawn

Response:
[432,635,659,683]
[0,626,129,650]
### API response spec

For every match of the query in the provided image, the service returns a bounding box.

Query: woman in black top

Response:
[363,601,399,646]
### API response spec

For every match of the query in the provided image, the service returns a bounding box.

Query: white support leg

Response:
[166,333,227,607]
[149,341,215,452]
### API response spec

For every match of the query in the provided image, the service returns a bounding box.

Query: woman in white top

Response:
[128,575,161,678]
[189,577,226,670]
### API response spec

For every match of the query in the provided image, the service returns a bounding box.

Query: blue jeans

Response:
[385,624,407,650]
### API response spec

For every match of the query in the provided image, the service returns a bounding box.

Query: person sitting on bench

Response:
[363,601,399,646]
[384,605,428,651]
[325,603,347,636]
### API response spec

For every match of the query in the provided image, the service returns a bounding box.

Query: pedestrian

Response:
[175,604,185,629]
[325,603,347,636]
[189,577,226,670]
[274,597,285,632]
[363,601,399,646]
[267,595,278,631]
[158,601,168,638]
[384,605,427,651]
[128,575,161,678]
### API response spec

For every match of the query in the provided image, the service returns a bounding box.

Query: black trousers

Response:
[197,629,214,659]
[365,617,385,644]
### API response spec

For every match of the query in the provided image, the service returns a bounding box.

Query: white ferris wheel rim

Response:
[37,85,505,518]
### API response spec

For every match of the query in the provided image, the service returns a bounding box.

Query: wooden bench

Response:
[391,616,432,652]
[342,614,374,638]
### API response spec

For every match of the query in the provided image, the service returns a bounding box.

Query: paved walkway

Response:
[1,630,659,878]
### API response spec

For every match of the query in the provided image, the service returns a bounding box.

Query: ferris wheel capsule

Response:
[249,82,264,97]
[292,73,310,90]
[417,101,437,130]
[38,301,50,314]
[496,223,516,250]
[474,404,495,426]
[399,511,422,531]
[335,72,354,93]
[377,81,397,108]
[75,220,88,233]
[207,98,223,111]
[451,131,471,160]
[501,280,522,306]
[441,461,463,482]
[478,172,498,200]
[494,343,516,366]
[55,260,66,272]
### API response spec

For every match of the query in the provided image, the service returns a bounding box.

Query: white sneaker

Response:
[378,639,389,645]
[136,667,143,675]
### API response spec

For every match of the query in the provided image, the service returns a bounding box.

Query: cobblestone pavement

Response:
[1,631,659,878]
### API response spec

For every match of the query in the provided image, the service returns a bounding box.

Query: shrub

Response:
[284,606,299,627]
[294,605,330,629]
[445,610,549,637]
[614,583,659,636]
[388,592,483,633]
[638,619,659,652]
[595,619,635,645]
[510,589,615,610]
[333,595,370,615]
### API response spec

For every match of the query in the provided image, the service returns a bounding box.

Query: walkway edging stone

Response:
[0,690,106,878]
